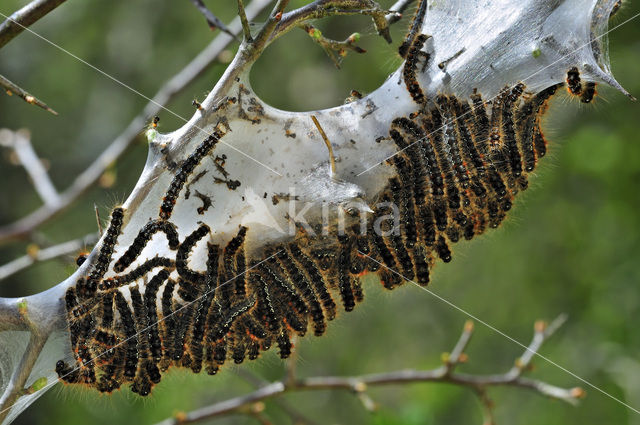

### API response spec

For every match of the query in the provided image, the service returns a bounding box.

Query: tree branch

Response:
[0,0,273,244]
[0,0,67,50]
[153,317,583,425]
[386,0,414,25]
[0,0,68,114]
[0,74,57,115]
[188,0,237,39]
[0,232,99,283]
[0,129,60,207]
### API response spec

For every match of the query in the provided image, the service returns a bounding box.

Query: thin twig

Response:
[154,383,286,425]
[0,0,67,114]
[444,319,473,373]
[0,0,67,49]
[386,0,414,24]
[0,232,99,282]
[0,0,273,244]
[0,74,57,115]
[189,0,237,39]
[237,0,252,42]
[152,318,583,425]
[0,129,60,207]
[506,314,568,379]
[235,369,322,425]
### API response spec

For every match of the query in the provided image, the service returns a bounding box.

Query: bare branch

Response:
[386,0,414,25]
[0,129,60,207]
[154,383,286,425]
[506,314,568,379]
[237,0,253,42]
[0,74,57,115]
[0,0,67,50]
[444,319,473,372]
[235,369,322,425]
[152,318,583,425]
[0,0,273,244]
[0,232,98,282]
[188,0,237,39]
[0,0,66,113]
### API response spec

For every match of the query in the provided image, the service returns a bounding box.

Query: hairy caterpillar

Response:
[49,0,628,400]
[57,72,576,395]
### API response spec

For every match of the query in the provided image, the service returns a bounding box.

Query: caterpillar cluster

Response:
[56,34,596,395]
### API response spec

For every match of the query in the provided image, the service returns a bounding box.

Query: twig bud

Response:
[250,402,266,413]
[174,411,187,424]
[353,381,367,393]
[570,387,586,399]
[26,244,39,259]
[464,320,475,333]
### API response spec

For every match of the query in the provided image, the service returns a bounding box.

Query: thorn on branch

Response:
[0,74,57,115]
[302,25,365,68]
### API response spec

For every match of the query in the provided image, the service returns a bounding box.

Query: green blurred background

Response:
[1,1,639,424]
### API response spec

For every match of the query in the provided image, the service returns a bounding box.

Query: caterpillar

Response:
[160,132,223,220]
[565,67,598,103]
